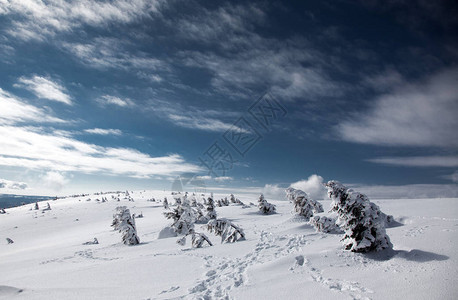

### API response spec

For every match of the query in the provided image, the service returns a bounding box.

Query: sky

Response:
[0,0,457,198]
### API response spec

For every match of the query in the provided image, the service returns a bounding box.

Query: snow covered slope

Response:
[0,191,457,299]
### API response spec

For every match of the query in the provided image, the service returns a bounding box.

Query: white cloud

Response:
[41,171,68,191]
[0,88,65,125]
[62,38,166,71]
[175,3,342,100]
[0,125,201,178]
[0,178,27,190]
[261,184,285,200]
[290,174,327,200]
[84,128,123,136]
[347,183,458,199]
[0,0,163,41]
[15,75,72,105]
[97,95,135,108]
[214,176,233,182]
[337,67,458,147]
[167,114,244,133]
[368,156,458,167]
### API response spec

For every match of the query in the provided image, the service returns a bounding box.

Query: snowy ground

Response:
[0,190,457,299]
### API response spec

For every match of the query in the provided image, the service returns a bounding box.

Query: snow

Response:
[0,190,457,299]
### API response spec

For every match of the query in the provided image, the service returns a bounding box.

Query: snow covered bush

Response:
[325,181,392,253]
[206,218,245,243]
[258,194,276,214]
[310,216,342,233]
[112,206,140,245]
[286,187,323,220]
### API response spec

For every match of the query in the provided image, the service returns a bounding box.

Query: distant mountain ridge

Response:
[0,194,52,209]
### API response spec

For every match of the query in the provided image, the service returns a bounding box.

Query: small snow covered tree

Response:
[6,238,14,244]
[177,230,213,248]
[114,207,140,245]
[163,197,169,209]
[191,232,213,248]
[285,187,323,220]
[164,201,196,235]
[34,202,39,210]
[0,208,6,214]
[230,194,236,204]
[207,218,245,243]
[206,193,217,220]
[325,181,392,253]
[258,194,276,214]
[191,195,197,207]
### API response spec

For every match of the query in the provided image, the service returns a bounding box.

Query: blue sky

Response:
[0,0,457,197]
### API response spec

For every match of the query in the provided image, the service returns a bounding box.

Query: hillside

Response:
[0,191,457,299]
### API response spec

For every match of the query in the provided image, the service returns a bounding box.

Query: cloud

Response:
[290,174,327,200]
[167,114,244,133]
[261,184,285,200]
[84,128,123,136]
[0,178,28,190]
[214,176,233,182]
[174,3,342,100]
[337,67,458,147]
[0,88,65,125]
[97,95,135,108]
[348,183,458,199]
[15,76,72,105]
[0,125,201,178]
[0,0,163,41]
[367,156,458,167]
[61,38,166,71]
[0,89,201,179]
[41,171,68,191]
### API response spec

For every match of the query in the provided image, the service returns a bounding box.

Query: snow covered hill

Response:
[0,190,457,299]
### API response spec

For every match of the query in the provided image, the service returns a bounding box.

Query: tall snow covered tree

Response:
[325,181,392,253]
[285,187,323,220]
[258,194,276,214]
[113,207,140,245]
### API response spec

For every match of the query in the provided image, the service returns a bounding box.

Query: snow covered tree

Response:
[176,230,213,248]
[325,181,392,253]
[6,238,14,244]
[34,202,39,210]
[113,206,140,245]
[164,200,196,235]
[230,194,236,204]
[191,232,213,248]
[258,194,276,214]
[163,197,169,209]
[310,216,342,233]
[206,193,217,220]
[285,187,323,220]
[111,206,126,230]
[0,208,6,214]
[206,218,245,243]
[191,195,197,207]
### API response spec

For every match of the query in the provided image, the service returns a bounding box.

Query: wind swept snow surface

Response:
[0,191,457,299]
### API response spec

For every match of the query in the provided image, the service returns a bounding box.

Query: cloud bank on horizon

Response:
[0,0,456,197]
